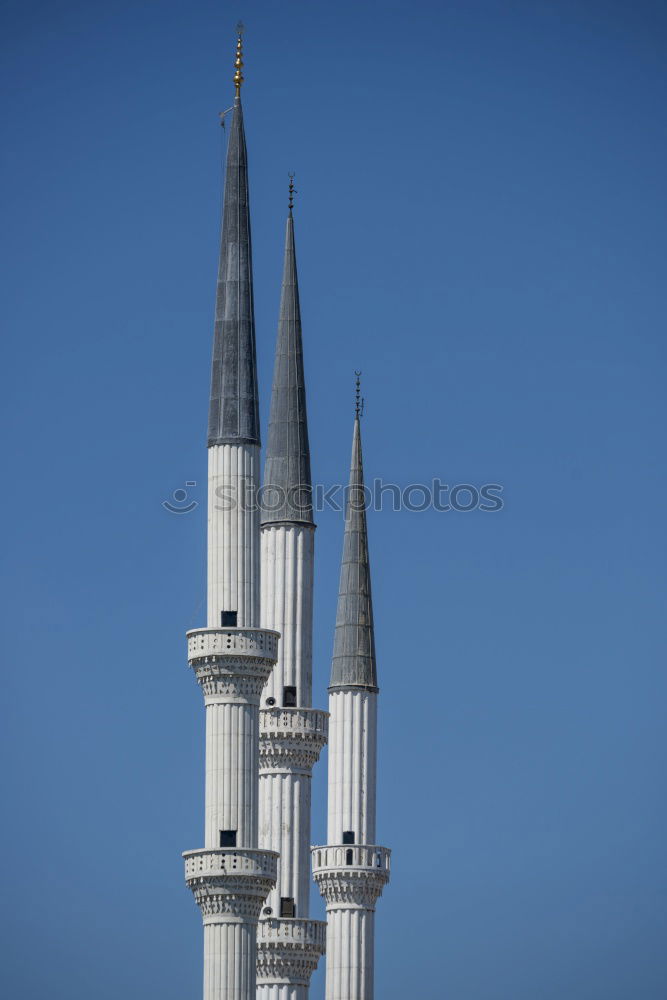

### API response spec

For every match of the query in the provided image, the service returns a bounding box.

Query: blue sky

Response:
[1,1,666,997]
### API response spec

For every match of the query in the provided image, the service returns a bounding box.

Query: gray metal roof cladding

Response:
[330,417,378,691]
[207,96,260,447]
[262,208,314,525]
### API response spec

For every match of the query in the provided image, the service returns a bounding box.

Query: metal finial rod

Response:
[354,371,362,418]
[233,24,244,96]
[288,173,296,212]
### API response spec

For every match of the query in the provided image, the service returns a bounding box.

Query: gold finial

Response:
[288,173,296,212]
[355,371,363,418]
[234,22,244,96]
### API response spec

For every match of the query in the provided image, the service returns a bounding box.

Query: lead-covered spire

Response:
[330,402,378,689]
[262,184,313,524]
[207,30,259,447]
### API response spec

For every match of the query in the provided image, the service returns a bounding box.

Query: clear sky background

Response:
[1,1,666,997]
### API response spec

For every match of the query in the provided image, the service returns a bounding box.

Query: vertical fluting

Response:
[258,766,313,914]
[208,444,260,629]
[203,923,257,1000]
[325,910,375,1000]
[326,690,377,845]
[259,523,316,917]
[258,988,308,1000]
[261,525,314,703]
[205,701,260,848]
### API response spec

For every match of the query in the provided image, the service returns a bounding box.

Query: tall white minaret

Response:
[256,181,328,999]
[313,384,391,1000]
[183,32,279,1000]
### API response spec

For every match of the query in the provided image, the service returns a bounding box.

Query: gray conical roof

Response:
[262,210,313,524]
[207,97,260,447]
[330,417,378,690]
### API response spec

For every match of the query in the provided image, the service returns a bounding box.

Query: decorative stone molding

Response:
[185,847,279,880]
[311,844,391,910]
[257,916,327,950]
[256,918,326,986]
[259,708,328,772]
[194,889,266,922]
[187,628,279,703]
[184,848,278,922]
[188,627,279,663]
[197,666,269,701]
[260,708,329,738]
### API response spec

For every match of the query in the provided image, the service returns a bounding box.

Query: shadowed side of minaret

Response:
[313,397,390,1000]
[258,188,327,1000]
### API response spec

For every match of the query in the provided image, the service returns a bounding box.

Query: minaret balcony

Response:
[187,627,279,702]
[256,917,326,986]
[259,707,329,772]
[311,845,391,909]
[183,848,278,923]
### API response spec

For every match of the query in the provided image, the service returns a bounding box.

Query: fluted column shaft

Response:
[327,689,376,845]
[261,525,314,704]
[325,909,375,1000]
[203,922,257,1000]
[205,699,259,849]
[258,523,326,997]
[208,444,260,629]
[259,768,312,909]
[260,524,315,914]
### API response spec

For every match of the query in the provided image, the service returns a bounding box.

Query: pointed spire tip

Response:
[354,371,364,419]
[233,23,244,96]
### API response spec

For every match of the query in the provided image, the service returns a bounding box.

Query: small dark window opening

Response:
[346,849,354,865]
[280,897,295,918]
[283,686,297,708]
[221,611,237,627]
[342,831,355,845]
[219,830,237,848]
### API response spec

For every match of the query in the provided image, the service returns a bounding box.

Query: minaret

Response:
[183,30,279,1000]
[257,179,328,998]
[312,381,391,1000]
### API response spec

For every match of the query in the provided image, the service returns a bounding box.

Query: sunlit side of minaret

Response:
[183,31,278,1000]
[313,385,391,1000]
[257,183,327,999]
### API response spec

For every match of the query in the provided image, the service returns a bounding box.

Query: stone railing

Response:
[311,844,391,874]
[183,847,279,882]
[260,707,329,740]
[187,627,279,664]
[257,917,327,951]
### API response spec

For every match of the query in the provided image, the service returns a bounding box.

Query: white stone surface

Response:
[326,689,377,845]
[324,908,375,1000]
[256,917,327,998]
[313,682,389,999]
[203,922,257,999]
[260,524,314,702]
[258,522,325,992]
[208,444,261,629]
[185,438,277,1000]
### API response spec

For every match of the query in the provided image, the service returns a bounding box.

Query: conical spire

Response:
[330,408,378,689]
[262,188,313,524]
[207,64,259,446]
